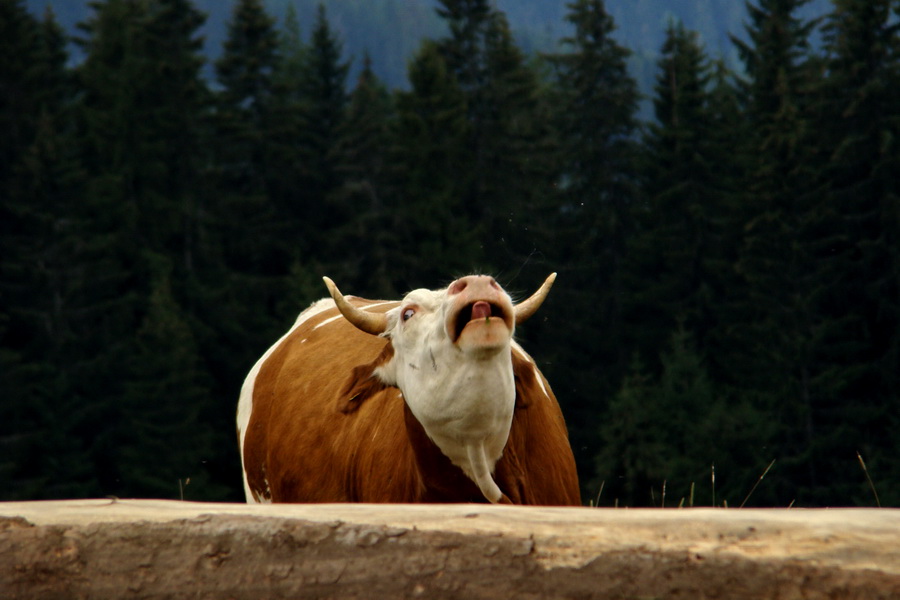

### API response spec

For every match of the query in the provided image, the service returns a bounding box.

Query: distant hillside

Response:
[27,0,832,103]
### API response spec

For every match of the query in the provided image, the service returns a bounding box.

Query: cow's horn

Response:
[514,272,557,325]
[323,277,388,335]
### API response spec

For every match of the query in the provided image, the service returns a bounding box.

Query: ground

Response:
[2,499,899,599]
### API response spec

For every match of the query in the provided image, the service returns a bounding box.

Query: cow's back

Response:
[239,298,419,503]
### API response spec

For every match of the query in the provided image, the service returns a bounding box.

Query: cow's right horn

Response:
[323,277,389,335]
[514,272,557,325]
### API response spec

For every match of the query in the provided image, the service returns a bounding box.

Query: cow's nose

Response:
[449,275,500,296]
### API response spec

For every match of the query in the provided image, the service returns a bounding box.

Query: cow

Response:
[237,273,580,505]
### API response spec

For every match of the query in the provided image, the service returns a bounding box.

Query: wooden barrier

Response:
[2,499,898,599]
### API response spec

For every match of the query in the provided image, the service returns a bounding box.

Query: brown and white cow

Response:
[237,273,580,505]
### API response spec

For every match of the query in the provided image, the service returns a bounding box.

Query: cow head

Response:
[323,273,556,503]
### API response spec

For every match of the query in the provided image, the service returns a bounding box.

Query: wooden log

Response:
[2,499,898,599]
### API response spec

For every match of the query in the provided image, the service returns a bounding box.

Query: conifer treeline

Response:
[1,0,897,506]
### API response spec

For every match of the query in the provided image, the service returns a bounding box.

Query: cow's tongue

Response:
[470,301,492,320]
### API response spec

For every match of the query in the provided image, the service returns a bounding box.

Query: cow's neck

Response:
[400,347,516,503]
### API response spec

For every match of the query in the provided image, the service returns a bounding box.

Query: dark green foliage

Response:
[543,0,641,479]
[435,0,493,96]
[295,3,350,252]
[265,2,308,230]
[118,262,223,499]
[215,0,277,114]
[388,41,475,286]
[0,1,97,499]
[597,329,771,507]
[212,0,281,272]
[327,54,395,295]
[727,0,837,504]
[429,0,561,284]
[807,0,900,506]
[2,0,898,508]
[0,0,41,194]
[627,22,720,363]
[471,11,560,272]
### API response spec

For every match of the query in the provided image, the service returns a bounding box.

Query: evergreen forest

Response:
[2,0,898,508]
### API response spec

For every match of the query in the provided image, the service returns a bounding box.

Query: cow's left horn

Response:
[323,277,388,335]
[514,273,557,325]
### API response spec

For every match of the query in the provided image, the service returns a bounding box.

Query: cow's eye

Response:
[402,308,416,322]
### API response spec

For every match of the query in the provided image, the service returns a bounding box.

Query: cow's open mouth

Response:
[451,301,510,342]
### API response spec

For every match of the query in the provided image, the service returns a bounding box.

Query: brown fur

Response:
[242,299,581,505]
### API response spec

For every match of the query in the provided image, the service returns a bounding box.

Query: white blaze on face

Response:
[375,276,517,502]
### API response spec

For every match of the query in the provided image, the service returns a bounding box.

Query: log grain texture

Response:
[1,499,898,599]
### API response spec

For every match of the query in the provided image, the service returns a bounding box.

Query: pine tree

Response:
[435,0,500,230]
[435,0,492,97]
[809,0,900,505]
[476,12,559,273]
[626,21,750,400]
[326,53,395,295]
[0,4,73,360]
[596,328,771,507]
[76,0,209,265]
[388,40,475,286]
[263,4,326,309]
[544,0,641,483]
[265,1,309,228]
[208,0,285,324]
[334,54,392,210]
[700,59,753,387]
[213,0,281,275]
[117,260,224,499]
[142,0,210,274]
[70,0,218,496]
[295,2,350,258]
[0,0,40,197]
[433,1,557,274]
[237,2,350,280]
[628,22,718,366]
[0,3,104,499]
[215,0,278,122]
[728,0,828,502]
[594,353,665,506]
[202,0,292,499]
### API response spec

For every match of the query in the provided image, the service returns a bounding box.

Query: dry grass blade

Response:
[739,459,775,508]
[856,451,882,508]
[590,480,605,508]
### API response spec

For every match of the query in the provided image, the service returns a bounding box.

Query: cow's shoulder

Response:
[274,297,400,415]
[511,341,552,409]
[338,342,395,414]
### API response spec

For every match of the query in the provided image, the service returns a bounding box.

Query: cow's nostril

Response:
[450,280,468,295]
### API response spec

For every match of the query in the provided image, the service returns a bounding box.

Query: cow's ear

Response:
[373,354,398,387]
[337,343,396,413]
